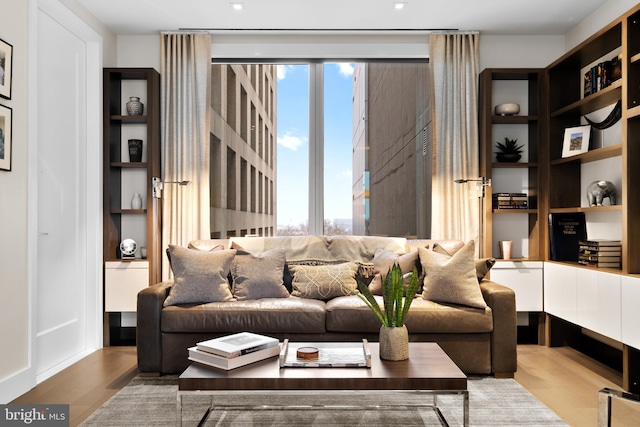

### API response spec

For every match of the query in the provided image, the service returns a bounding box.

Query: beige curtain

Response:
[429,33,480,249]
[160,33,212,279]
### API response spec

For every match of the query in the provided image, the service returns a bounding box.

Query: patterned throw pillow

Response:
[230,248,290,300]
[419,240,488,309]
[164,245,236,306]
[289,262,359,300]
[368,249,420,295]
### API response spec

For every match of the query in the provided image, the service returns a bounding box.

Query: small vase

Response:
[128,139,143,162]
[379,325,409,361]
[126,96,144,116]
[131,193,142,210]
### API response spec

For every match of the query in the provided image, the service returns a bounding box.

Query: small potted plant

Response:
[355,263,421,361]
[495,137,524,162]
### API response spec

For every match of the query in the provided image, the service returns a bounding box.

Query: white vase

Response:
[131,193,142,210]
[379,325,409,361]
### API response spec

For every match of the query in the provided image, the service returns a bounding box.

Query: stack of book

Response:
[583,53,622,97]
[188,332,280,370]
[578,240,622,269]
[492,193,528,210]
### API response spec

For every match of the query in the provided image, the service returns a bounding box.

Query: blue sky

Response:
[276,63,354,227]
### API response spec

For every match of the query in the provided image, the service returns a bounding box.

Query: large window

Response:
[209,60,429,238]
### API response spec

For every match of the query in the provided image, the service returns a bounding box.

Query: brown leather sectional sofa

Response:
[136,236,517,376]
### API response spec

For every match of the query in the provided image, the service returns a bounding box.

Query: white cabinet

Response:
[490,261,543,312]
[105,261,149,312]
[544,262,622,342]
[544,263,577,323]
[621,276,640,349]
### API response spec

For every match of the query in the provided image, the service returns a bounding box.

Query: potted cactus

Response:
[355,263,421,361]
[495,137,524,162]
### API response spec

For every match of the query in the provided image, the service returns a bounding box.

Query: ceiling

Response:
[77,0,610,36]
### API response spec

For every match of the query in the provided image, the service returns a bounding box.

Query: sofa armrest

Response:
[136,280,173,374]
[480,279,517,376]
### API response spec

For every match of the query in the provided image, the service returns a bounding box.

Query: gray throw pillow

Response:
[231,247,290,300]
[164,245,236,306]
[419,240,488,309]
[289,262,359,300]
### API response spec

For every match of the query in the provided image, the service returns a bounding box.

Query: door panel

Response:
[36,8,87,375]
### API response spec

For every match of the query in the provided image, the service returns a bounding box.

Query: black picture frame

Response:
[0,37,13,100]
[0,104,13,171]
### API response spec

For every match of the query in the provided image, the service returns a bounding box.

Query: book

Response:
[188,344,280,370]
[549,213,586,261]
[196,332,279,358]
[579,255,621,263]
[579,239,621,247]
[578,260,621,269]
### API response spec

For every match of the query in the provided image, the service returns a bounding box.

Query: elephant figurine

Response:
[587,180,617,206]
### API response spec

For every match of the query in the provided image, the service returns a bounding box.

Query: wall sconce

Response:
[152,177,192,199]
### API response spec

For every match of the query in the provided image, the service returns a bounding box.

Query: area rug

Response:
[80,375,567,426]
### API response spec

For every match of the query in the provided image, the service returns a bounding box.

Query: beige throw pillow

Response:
[164,245,236,306]
[289,262,359,300]
[368,249,419,295]
[419,241,487,309]
[431,243,496,281]
[230,247,290,300]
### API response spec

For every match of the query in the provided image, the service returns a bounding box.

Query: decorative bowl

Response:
[495,103,520,116]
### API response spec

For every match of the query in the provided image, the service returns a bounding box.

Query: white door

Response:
[35,4,96,377]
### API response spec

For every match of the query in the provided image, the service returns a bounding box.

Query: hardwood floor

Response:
[11,344,640,426]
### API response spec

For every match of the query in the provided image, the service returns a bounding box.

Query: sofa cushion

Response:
[432,243,496,281]
[164,245,236,306]
[161,297,327,334]
[289,262,359,300]
[419,241,488,309]
[230,247,290,300]
[325,295,493,333]
[368,249,419,295]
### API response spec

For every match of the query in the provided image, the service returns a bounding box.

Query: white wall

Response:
[0,0,31,402]
[565,0,639,51]
[0,0,116,403]
[480,35,564,70]
[117,35,160,69]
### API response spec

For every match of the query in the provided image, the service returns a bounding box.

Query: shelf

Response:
[545,260,623,275]
[550,81,622,118]
[492,115,537,124]
[492,162,537,168]
[105,258,148,263]
[549,205,622,213]
[111,208,147,214]
[631,52,640,64]
[111,162,148,168]
[110,115,148,124]
[493,209,537,214]
[628,105,640,119]
[550,144,622,165]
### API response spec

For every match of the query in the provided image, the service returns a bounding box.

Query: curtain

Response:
[160,33,212,279]
[429,33,480,250]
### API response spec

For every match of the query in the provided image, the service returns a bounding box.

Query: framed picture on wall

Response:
[0,38,13,100]
[0,104,12,171]
[561,125,591,158]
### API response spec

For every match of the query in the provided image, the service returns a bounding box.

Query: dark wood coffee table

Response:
[178,342,468,426]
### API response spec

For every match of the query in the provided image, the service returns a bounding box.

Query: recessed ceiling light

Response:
[230,2,244,11]
[393,2,407,10]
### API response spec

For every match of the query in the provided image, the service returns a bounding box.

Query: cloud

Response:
[336,63,354,78]
[278,132,306,151]
[277,65,294,80]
